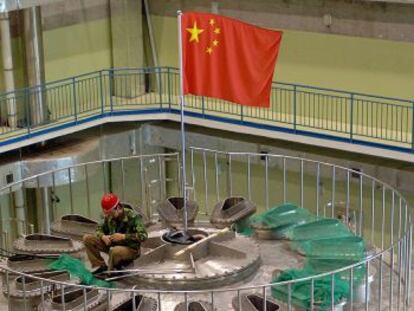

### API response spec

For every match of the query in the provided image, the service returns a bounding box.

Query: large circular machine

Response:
[0,150,411,311]
[121,228,261,290]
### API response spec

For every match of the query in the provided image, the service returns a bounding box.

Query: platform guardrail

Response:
[0,67,412,153]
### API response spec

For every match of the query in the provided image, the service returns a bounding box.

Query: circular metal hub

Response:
[161,228,209,245]
[122,229,261,290]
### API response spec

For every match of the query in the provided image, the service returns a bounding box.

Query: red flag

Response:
[182,12,282,108]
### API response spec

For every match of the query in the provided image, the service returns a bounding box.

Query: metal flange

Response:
[157,196,199,227]
[210,197,256,229]
[13,234,84,254]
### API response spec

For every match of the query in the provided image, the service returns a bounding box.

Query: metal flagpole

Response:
[177,10,188,233]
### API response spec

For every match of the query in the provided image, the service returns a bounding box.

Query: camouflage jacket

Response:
[96,204,148,249]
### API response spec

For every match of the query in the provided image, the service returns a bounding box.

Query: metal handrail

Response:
[0,236,408,294]
[189,147,411,207]
[0,149,411,309]
[0,152,179,192]
[0,66,412,153]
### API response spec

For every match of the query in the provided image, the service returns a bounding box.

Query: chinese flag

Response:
[182,12,282,108]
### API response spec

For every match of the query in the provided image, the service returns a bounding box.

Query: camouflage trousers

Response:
[83,234,140,270]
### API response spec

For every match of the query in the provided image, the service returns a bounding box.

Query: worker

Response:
[83,193,148,274]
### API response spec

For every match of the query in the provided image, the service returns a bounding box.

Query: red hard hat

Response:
[101,193,120,214]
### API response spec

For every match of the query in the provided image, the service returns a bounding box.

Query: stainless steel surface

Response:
[157,196,199,228]
[39,287,107,311]
[231,293,280,311]
[4,270,76,311]
[13,271,70,291]
[4,257,51,272]
[13,234,83,254]
[122,228,261,290]
[174,300,214,311]
[210,197,256,229]
[50,214,98,240]
[110,294,157,311]
[253,227,286,241]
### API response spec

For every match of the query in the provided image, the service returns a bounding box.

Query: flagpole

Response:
[177,10,188,233]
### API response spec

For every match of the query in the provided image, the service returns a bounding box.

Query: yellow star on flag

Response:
[214,27,221,34]
[186,21,204,43]
[206,47,213,54]
[209,19,215,26]
[213,40,219,46]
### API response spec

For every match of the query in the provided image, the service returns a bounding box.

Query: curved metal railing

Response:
[0,67,412,154]
[0,148,411,310]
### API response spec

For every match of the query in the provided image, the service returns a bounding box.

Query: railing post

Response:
[72,77,77,123]
[241,105,244,123]
[109,69,114,114]
[293,85,297,132]
[158,67,163,108]
[202,96,205,117]
[411,102,414,151]
[99,70,104,115]
[350,93,354,142]
[24,88,31,136]
[167,67,171,111]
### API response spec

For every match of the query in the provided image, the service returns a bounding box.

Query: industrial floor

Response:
[0,233,412,310]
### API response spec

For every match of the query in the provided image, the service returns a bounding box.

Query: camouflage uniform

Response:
[83,204,148,270]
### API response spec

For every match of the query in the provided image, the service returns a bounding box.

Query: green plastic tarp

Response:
[49,254,113,288]
[272,269,349,311]
[285,218,354,241]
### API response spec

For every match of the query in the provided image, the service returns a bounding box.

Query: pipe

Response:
[143,0,158,69]
[23,6,47,126]
[177,11,188,232]
[14,189,26,236]
[0,12,17,128]
[143,0,162,96]
[42,187,51,234]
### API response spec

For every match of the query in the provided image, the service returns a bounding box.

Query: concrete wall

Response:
[43,18,112,81]
[149,0,414,43]
[0,0,113,91]
[42,0,112,81]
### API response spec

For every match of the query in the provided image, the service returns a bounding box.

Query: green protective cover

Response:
[251,203,314,231]
[235,216,255,236]
[295,236,365,260]
[271,269,349,311]
[49,254,113,288]
[285,218,354,241]
[304,259,366,282]
[271,210,367,310]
